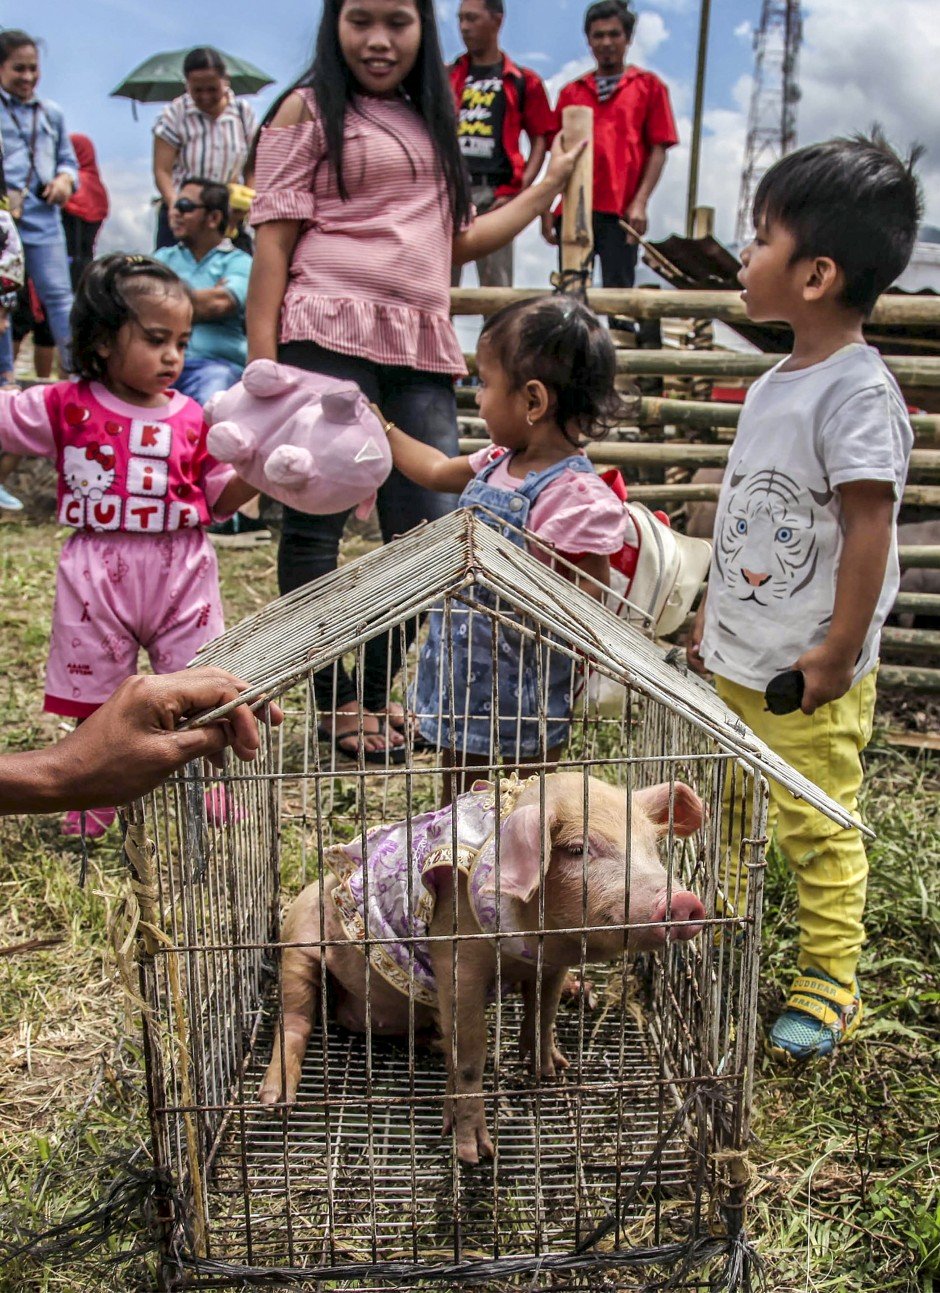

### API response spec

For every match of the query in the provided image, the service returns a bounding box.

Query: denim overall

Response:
[413,452,594,757]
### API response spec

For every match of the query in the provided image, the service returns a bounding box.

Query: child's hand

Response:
[685,600,708,676]
[791,644,855,714]
[541,134,589,201]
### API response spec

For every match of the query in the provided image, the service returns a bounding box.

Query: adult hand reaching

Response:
[0,668,284,814]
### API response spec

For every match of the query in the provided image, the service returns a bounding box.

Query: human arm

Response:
[0,384,57,458]
[685,590,708,676]
[519,135,547,192]
[245,92,316,362]
[42,112,77,207]
[623,144,668,240]
[792,481,895,713]
[190,285,239,322]
[214,473,259,516]
[382,414,475,494]
[152,136,178,210]
[246,223,300,360]
[0,668,284,813]
[453,134,586,267]
[567,550,609,602]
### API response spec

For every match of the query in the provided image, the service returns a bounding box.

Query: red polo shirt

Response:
[449,52,557,199]
[555,67,678,216]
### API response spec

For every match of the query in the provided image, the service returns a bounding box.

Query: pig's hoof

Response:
[258,1080,297,1109]
[457,1126,494,1166]
[539,1045,570,1078]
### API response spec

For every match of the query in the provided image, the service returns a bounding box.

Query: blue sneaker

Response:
[768,968,863,1063]
[0,482,23,511]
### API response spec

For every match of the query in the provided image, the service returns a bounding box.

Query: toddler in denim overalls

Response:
[383,294,630,799]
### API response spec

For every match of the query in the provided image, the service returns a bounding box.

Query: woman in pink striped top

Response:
[247,0,582,761]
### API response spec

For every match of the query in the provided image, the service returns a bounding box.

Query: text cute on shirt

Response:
[54,388,216,534]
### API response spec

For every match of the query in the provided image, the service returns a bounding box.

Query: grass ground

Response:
[0,516,938,1292]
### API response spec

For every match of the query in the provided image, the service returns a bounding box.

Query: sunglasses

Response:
[173,198,205,214]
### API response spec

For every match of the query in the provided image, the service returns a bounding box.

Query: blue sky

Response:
[22,0,940,274]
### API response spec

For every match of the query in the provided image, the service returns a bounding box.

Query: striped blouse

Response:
[153,91,257,190]
[250,89,468,377]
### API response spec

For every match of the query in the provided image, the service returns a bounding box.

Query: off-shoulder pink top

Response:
[251,88,467,377]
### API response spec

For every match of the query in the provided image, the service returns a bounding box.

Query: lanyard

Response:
[0,93,40,184]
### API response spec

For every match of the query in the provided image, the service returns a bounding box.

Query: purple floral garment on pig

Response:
[326,779,532,1007]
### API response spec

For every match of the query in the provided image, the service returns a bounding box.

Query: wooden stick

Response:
[559,106,594,288]
[460,347,940,387]
[449,285,940,327]
[558,104,594,292]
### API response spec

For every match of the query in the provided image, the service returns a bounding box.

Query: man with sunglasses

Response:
[153,176,251,406]
[155,177,268,545]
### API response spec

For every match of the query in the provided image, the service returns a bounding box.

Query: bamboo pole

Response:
[686,0,713,235]
[559,106,594,288]
[460,348,940,386]
[457,432,940,475]
[457,399,940,440]
[878,666,940,693]
[449,286,940,327]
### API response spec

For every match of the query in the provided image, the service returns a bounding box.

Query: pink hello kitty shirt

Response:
[0,380,236,532]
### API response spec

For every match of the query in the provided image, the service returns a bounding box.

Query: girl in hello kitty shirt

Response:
[0,253,256,835]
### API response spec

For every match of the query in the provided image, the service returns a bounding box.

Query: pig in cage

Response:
[123,509,854,1291]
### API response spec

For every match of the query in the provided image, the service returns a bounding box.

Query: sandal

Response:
[767,969,863,1063]
[317,712,406,766]
[375,703,434,753]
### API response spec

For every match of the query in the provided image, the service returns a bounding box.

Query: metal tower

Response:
[735,0,803,243]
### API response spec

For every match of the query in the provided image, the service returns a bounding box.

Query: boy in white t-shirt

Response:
[686,130,922,1062]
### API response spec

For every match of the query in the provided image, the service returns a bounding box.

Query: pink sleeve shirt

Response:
[0,380,236,533]
[467,446,629,558]
[251,89,468,377]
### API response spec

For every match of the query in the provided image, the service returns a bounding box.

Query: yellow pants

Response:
[716,671,877,987]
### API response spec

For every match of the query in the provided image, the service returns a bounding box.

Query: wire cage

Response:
[124,509,854,1291]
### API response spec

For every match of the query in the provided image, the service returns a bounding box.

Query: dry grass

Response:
[0,515,938,1292]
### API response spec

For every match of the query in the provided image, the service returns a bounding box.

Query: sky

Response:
[19,0,940,290]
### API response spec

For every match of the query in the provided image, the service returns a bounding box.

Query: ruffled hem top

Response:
[251,88,469,377]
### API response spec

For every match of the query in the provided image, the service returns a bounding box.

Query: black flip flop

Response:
[317,723,407,766]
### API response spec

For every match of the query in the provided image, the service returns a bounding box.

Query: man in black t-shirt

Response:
[450,0,556,287]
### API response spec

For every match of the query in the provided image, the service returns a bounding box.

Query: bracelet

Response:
[369,401,398,436]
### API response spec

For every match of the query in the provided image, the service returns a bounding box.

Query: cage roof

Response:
[193,509,865,834]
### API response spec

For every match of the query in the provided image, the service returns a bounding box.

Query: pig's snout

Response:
[649,889,705,942]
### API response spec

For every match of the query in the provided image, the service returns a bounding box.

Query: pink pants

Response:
[44,530,225,718]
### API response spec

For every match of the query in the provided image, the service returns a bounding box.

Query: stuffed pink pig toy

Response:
[204,360,392,518]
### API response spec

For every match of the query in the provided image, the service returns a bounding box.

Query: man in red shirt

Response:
[543,0,678,287]
[450,0,556,287]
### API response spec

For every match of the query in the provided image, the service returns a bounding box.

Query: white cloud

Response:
[96,158,155,256]
[734,21,752,41]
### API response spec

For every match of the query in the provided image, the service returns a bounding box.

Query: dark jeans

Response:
[592,212,638,288]
[277,339,459,713]
[62,213,102,291]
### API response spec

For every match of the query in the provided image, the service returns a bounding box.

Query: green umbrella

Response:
[111,49,275,103]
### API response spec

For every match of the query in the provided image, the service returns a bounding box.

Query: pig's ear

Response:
[633,782,704,837]
[497,803,551,904]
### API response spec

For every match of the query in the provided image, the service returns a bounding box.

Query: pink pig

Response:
[204,359,392,518]
[259,773,706,1164]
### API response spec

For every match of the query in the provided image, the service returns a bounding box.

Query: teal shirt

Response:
[154,240,251,367]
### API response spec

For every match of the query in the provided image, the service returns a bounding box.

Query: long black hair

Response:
[257,0,472,228]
